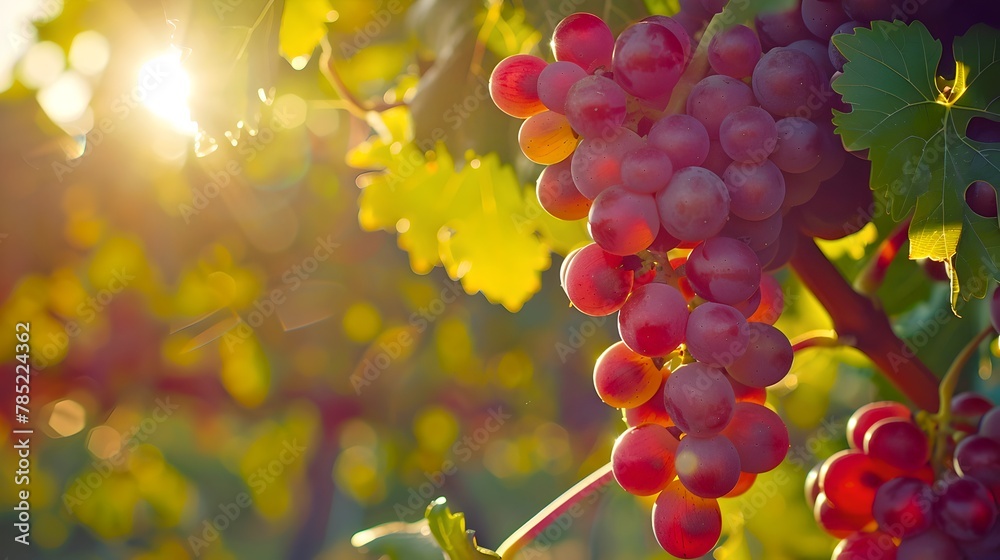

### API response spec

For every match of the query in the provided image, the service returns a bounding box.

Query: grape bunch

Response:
[808,396,1000,559]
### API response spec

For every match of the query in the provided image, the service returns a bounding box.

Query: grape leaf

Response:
[425,498,501,559]
[832,21,1000,308]
[278,0,332,62]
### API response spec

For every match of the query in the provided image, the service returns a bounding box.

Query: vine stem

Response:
[318,36,406,119]
[789,235,940,411]
[854,216,912,295]
[931,323,996,470]
[790,329,843,353]
[496,462,614,559]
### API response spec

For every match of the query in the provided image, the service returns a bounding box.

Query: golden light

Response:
[137,49,198,135]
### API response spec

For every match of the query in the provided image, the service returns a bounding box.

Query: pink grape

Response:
[551,13,614,73]
[934,476,998,541]
[612,22,686,107]
[571,127,643,199]
[873,477,935,538]
[489,54,548,118]
[647,114,710,169]
[685,236,762,305]
[562,242,633,316]
[652,480,722,558]
[611,423,679,496]
[656,167,731,242]
[721,402,789,473]
[846,401,912,450]
[719,106,778,163]
[685,303,750,367]
[536,158,591,220]
[675,434,741,498]
[564,75,627,139]
[536,61,588,114]
[594,341,663,409]
[755,2,813,51]
[686,75,756,138]
[588,186,659,255]
[708,24,761,79]
[771,117,823,173]
[726,323,792,388]
[752,47,825,118]
[621,145,674,194]
[951,392,994,433]
[863,418,930,472]
[800,0,850,40]
[722,160,786,220]
[663,363,736,437]
[618,282,689,357]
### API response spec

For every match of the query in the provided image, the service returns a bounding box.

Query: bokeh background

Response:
[1,0,998,559]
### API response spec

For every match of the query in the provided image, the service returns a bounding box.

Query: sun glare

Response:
[137,49,198,135]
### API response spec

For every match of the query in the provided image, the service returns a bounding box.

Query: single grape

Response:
[642,15,693,64]
[663,363,736,437]
[685,303,750,367]
[872,477,935,538]
[965,181,998,218]
[981,406,1000,443]
[612,22,687,107]
[726,323,792,388]
[518,110,578,164]
[719,106,778,164]
[551,13,614,73]
[489,54,548,118]
[562,242,633,316]
[954,435,1000,498]
[618,282,689,357]
[675,434,742,498]
[722,160,786,221]
[621,145,673,194]
[559,246,581,291]
[957,519,1000,558]
[685,236,762,305]
[536,158,591,220]
[707,24,761,79]
[588,186,659,255]
[864,418,930,472]
[656,167,731,242]
[722,212,783,252]
[833,530,899,560]
[933,476,998,541]
[686,75,756,138]
[647,114,711,169]
[846,401,912,450]
[752,47,825,118]
[594,341,663,409]
[721,402,790,473]
[564,75,628,139]
[536,61,588,114]
[571,127,643,199]
[611,423,679,496]
[828,21,860,72]
[771,117,823,173]
[800,0,850,40]
[652,479,722,558]
[951,392,994,433]
[624,369,674,428]
[787,38,836,78]
[896,528,963,560]
[747,273,785,325]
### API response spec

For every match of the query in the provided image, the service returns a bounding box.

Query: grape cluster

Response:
[808,396,1000,559]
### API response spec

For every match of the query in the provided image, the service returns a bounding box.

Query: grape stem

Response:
[789,235,940,411]
[790,330,843,353]
[318,36,406,118]
[930,323,996,471]
[496,462,614,559]
[853,216,912,296]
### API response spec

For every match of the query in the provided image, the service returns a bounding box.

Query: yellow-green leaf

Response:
[278,0,332,62]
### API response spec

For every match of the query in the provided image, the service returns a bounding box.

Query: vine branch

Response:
[790,329,843,353]
[789,235,940,411]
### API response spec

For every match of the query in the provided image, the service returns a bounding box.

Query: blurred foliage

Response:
[0,1,998,560]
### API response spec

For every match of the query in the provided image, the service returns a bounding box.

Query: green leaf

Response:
[278,0,332,62]
[425,498,501,559]
[832,21,1000,308]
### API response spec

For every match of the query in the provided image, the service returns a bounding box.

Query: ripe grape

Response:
[722,160,786,221]
[624,370,673,428]
[647,114,711,169]
[747,273,785,324]
[846,401,912,450]
[618,282,689,357]
[805,462,823,507]
[954,435,1000,497]
[722,212,783,252]
[725,471,757,498]
[594,341,663,409]
[489,54,548,118]
[726,371,767,404]
[684,303,750,367]
[685,236,762,305]
[896,528,963,560]
[933,476,998,541]
[981,406,1000,443]
[551,13,614,73]
[755,1,813,51]
[725,323,793,388]
[686,75,756,138]
[708,24,762,79]
[562,242,633,316]
[652,480,722,558]
[819,449,891,517]
[951,392,994,433]
[965,180,998,218]
[613,22,687,107]
[642,15,693,64]
[719,106,778,163]
[863,418,930,472]
[828,21,860,72]
[517,110,578,164]
[649,227,681,253]
[621,145,673,194]
[536,61,588,114]
[588,186,658,255]
[611,423,679,496]
[663,363,736,437]
[721,402,789,473]
[752,47,825,118]
[771,117,823,173]
[814,492,872,537]
[675,434,741,498]
[833,530,899,560]
[536,158,591,220]
[655,167,731,241]
[872,477,935,538]
[800,0,850,40]
[564,75,628,139]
